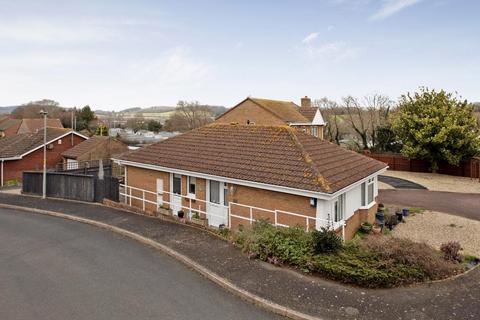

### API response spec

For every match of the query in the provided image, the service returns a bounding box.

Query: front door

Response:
[156,178,164,208]
[207,180,228,227]
[171,174,182,215]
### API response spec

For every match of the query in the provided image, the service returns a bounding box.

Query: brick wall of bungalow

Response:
[215,100,287,126]
[124,165,377,239]
[125,166,316,228]
[2,133,86,183]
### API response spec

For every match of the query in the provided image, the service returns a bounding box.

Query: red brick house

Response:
[215,97,326,139]
[115,124,387,240]
[0,128,88,185]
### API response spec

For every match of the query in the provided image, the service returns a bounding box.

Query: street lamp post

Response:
[40,110,48,199]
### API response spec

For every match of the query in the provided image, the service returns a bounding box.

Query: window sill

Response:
[359,202,376,210]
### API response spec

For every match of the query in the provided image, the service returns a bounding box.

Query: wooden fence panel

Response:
[22,172,119,202]
[365,152,479,179]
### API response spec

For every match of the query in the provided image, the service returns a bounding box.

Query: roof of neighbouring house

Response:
[61,136,109,159]
[118,124,387,194]
[17,118,64,134]
[0,118,22,131]
[218,97,310,124]
[0,128,82,159]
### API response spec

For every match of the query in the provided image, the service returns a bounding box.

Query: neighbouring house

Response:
[0,118,64,137]
[215,96,326,139]
[61,136,129,169]
[0,128,88,185]
[114,124,387,240]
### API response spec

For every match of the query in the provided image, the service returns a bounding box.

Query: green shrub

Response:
[233,220,312,266]
[311,227,342,254]
[230,221,462,288]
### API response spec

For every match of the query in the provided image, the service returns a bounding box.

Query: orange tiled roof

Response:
[119,124,386,193]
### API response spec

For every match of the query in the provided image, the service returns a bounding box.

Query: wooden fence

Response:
[365,152,480,179]
[22,171,119,202]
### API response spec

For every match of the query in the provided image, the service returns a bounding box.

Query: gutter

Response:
[113,158,388,201]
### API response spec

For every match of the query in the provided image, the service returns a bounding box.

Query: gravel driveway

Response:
[392,210,480,257]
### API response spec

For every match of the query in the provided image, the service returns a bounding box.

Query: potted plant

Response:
[360,222,373,234]
[372,224,382,234]
[177,210,185,219]
[402,208,410,217]
[395,210,403,222]
[190,211,207,227]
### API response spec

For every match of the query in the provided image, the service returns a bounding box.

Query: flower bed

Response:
[230,220,466,288]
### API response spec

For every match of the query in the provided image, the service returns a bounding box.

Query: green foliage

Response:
[374,124,402,152]
[231,220,461,288]
[311,227,342,253]
[94,124,108,136]
[75,105,96,131]
[147,120,163,132]
[233,220,313,266]
[392,87,480,171]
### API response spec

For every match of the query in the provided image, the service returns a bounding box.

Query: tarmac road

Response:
[0,208,283,320]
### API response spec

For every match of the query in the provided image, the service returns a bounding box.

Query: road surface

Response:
[0,208,282,320]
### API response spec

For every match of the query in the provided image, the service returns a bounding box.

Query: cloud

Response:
[302,41,360,62]
[370,0,422,20]
[130,47,211,88]
[302,32,319,44]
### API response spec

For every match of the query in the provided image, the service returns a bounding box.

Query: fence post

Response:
[129,187,132,206]
[228,202,231,228]
[249,207,253,225]
[274,210,278,227]
[142,190,145,211]
[342,222,346,241]
[306,218,309,232]
[189,198,192,219]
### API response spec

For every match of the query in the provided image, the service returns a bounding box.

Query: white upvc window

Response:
[333,193,345,222]
[361,178,375,207]
[311,126,318,137]
[188,176,196,198]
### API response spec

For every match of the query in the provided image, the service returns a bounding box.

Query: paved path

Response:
[0,208,282,320]
[1,193,479,320]
[379,189,480,221]
[379,175,427,189]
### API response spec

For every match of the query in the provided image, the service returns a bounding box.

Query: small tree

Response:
[147,120,163,133]
[392,88,480,172]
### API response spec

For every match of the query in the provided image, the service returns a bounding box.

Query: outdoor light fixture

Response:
[310,198,317,208]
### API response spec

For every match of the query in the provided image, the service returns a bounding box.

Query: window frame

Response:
[333,193,345,222]
[173,174,182,195]
[187,176,196,198]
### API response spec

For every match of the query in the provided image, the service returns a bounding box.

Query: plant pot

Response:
[177,210,185,219]
[191,217,207,227]
[402,208,409,217]
[361,222,373,233]
[375,212,385,222]
[395,211,403,222]
[372,225,382,234]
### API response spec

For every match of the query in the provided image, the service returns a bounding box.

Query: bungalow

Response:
[0,128,88,185]
[61,136,128,169]
[115,123,387,240]
[215,96,326,139]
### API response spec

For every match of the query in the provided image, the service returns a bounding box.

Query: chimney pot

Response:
[301,96,312,108]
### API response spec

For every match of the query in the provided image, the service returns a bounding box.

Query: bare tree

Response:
[314,97,343,145]
[342,94,392,150]
[164,101,216,132]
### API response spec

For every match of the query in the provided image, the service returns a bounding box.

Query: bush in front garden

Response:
[233,220,313,266]
[311,227,342,254]
[440,241,463,263]
[232,220,463,288]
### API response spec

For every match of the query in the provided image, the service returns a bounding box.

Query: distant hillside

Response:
[0,106,17,114]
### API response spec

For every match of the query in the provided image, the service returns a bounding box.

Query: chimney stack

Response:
[301,96,312,108]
